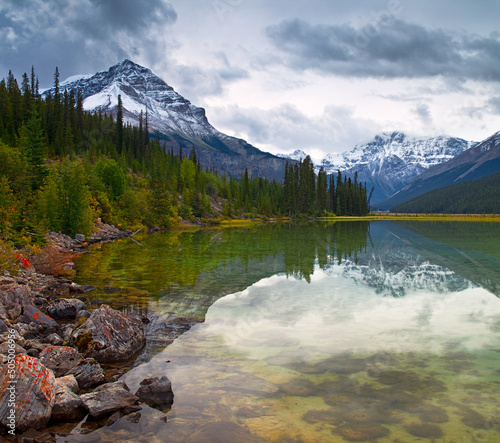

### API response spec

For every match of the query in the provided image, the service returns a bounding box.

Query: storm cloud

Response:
[265,18,500,82]
[0,0,177,83]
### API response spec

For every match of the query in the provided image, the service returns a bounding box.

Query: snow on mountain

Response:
[380,129,500,210]
[276,149,308,162]
[317,131,472,175]
[316,131,473,204]
[43,60,290,180]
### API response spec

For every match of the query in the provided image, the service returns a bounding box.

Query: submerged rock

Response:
[190,421,267,443]
[0,355,56,431]
[80,381,141,419]
[71,304,145,363]
[135,376,174,410]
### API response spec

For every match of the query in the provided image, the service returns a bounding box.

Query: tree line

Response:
[0,66,371,249]
[391,171,500,214]
[283,157,372,216]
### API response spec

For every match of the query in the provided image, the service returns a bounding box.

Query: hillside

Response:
[42,60,291,181]
[391,171,500,214]
[378,130,500,210]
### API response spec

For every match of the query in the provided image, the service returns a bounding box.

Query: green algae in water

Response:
[63,222,500,443]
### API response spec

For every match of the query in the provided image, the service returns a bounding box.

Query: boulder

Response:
[51,377,86,421]
[80,381,141,419]
[0,355,56,431]
[0,341,26,356]
[66,358,105,389]
[135,376,174,410]
[69,282,95,294]
[23,305,59,327]
[39,346,83,377]
[71,304,145,363]
[0,284,34,322]
[45,333,64,346]
[56,374,79,393]
[47,298,86,320]
[75,310,91,322]
[75,234,86,243]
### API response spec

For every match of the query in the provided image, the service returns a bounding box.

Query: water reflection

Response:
[66,221,500,442]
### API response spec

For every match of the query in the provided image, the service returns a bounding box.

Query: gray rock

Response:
[0,355,56,431]
[71,304,145,363]
[45,333,64,346]
[75,234,86,243]
[51,377,86,421]
[56,374,79,393]
[75,309,91,322]
[69,283,95,294]
[23,305,59,327]
[66,358,105,389]
[0,341,26,356]
[0,284,33,322]
[80,381,141,419]
[39,346,83,377]
[106,410,122,426]
[135,376,174,410]
[125,412,141,423]
[47,298,86,319]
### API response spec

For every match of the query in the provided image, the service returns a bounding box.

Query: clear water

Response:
[64,221,500,442]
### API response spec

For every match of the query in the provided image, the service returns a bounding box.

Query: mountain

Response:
[315,131,472,205]
[379,130,500,210]
[390,170,500,214]
[43,59,290,181]
[276,149,308,162]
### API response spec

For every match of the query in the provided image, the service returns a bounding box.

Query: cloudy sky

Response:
[1,0,499,160]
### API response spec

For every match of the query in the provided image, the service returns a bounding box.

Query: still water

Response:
[66,221,500,442]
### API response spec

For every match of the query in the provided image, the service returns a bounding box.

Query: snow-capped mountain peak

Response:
[277,149,308,162]
[317,131,472,204]
[41,60,291,180]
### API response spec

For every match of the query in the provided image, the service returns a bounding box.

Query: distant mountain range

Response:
[279,132,473,204]
[45,59,499,212]
[43,59,290,181]
[386,130,500,212]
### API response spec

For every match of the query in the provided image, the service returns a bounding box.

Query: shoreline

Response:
[1,214,499,439]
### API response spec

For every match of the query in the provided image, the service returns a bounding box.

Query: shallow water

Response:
[65,221,500,442]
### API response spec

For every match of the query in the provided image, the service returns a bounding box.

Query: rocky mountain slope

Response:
[319,132,472,204]
[278,132,472,204]
[378,130,500,210]
[44,59,290,181]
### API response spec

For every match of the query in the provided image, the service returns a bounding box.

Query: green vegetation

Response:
[283,159,371,217]
[391,171,500,214]
[0,67,372,249]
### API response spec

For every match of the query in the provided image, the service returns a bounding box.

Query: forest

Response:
[391,171,500,214]
[0,67,371,251]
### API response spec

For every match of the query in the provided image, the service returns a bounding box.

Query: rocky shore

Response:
[0,223,174,442]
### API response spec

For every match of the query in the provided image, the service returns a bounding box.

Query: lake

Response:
[64,221,500,442]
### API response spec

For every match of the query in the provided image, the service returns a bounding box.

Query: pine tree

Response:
[19,108,48,191]
[116,94,124,153]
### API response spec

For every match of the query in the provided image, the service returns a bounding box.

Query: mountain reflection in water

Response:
[65,221,500,442]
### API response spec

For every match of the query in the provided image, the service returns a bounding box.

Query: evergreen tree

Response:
[116,94,124,153]
[18,108,48,191]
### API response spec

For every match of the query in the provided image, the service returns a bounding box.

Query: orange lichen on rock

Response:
[0,354,56,431]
